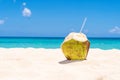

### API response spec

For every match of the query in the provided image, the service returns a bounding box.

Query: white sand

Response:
[0,48,120,80]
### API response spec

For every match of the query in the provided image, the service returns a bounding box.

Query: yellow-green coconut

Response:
[61,32,90,60]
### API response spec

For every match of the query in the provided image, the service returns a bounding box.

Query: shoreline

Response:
[0,48,120,80]
[0,47,119,50]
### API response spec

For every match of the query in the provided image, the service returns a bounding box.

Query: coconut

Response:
[61,32,90,60]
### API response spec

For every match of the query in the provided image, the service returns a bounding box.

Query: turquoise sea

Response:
[0,37,119,50]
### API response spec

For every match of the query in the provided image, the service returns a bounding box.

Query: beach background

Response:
[0,0,120,80]
[0,37,119,80]
[0,37,119,49]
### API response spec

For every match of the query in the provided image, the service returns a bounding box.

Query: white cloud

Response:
[22,2,26,6]
[109,26,120,34]
[0,20,4,25]
[22,7,32,17]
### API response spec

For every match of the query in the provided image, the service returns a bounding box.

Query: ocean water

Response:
[0,37,119,50]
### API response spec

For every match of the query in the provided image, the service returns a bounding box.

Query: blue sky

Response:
[0,0,120,37]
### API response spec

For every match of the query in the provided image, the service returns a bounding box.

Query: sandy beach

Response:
[0,48,120,80]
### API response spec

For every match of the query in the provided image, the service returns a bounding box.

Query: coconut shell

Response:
[61,39,90,60]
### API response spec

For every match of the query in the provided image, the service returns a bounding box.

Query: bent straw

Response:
[80,17,87,33]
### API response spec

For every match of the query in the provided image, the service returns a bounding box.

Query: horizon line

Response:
[0,36,119,39]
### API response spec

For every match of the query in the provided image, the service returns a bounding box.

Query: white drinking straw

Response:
[80,17,87,33]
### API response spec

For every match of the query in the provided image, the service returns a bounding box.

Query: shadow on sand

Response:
[59,59,85,64]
